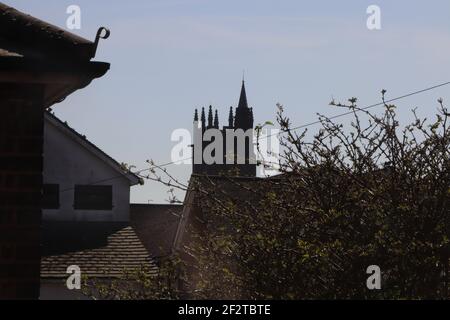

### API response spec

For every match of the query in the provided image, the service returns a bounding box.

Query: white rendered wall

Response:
[43,119,131,222]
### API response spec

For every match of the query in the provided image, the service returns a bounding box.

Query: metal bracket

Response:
[92,27,110,58]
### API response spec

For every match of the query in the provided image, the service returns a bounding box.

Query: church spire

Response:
[194,109,198,122]
[191,80,256,177]
[228,106,234,127]
[234,80,253,130]
[207,105,213,128]
[214,110,219,128]
[237,80,248,110]
[201,107,206,128]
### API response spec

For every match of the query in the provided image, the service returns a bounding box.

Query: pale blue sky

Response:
[7,1,450,203]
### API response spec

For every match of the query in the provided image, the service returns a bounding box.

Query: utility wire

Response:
[262,81,450,139]
[59,158,191,193]
[58,81,450,193]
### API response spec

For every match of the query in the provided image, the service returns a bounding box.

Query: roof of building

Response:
[130,204,183,258]
[0,2,100,61]
[41,222,158,278]
[0,48,21,57]
[173,174,282,250]
[0,3,110,109]
[45,111,142,186]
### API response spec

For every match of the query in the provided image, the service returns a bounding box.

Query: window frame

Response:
[73,185,113,211]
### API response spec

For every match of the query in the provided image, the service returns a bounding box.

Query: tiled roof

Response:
[41,222,158,278]
[0,3,110,109]
[0,2,96,61]
[130,204,183,258]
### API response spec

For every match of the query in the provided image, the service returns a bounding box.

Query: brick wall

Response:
[0,83,44,299]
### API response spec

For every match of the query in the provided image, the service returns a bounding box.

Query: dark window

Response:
[74,185,113,210]
[42,184,60,209]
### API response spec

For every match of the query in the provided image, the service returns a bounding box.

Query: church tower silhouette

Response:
[192,81,256,177]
